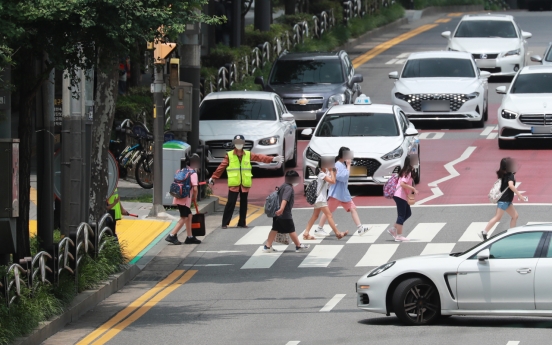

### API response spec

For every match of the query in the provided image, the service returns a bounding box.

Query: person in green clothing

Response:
[106,188,129,220]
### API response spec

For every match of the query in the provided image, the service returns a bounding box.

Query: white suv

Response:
[442,14,532,76]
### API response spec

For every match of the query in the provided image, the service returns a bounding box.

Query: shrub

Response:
[245,24,289,48]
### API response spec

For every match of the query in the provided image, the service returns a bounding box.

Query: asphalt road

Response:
[45,10,552,345]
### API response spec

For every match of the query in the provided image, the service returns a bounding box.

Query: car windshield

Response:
[546,47,552,62]
[454,20,517,38]
[270,59,344,84]
[199,99,276,121]
[449,230,507,257]
[402,58,475,78]
[316,113,399,137]
[510,73,552,94]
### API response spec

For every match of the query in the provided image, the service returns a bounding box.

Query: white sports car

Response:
[199,91,297,176]
[301,95,420,187]
[389,51,489,127]
[356,224,552,325]
[496,65,552,149]
[442,14,532,76]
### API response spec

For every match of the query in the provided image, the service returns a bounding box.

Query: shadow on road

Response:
[359,315,552,328]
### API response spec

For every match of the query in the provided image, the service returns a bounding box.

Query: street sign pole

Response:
[148,65,166,217]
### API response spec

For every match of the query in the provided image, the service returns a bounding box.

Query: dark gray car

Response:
[255,51,363,128]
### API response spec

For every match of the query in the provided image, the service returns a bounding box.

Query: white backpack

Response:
[488,178,506,203]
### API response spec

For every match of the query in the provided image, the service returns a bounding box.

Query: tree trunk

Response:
[89,57,118,223]
[285,0,295,15]
[129,41,142,88]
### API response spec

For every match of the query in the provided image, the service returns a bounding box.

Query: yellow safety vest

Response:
[227,151,252,187]
[107,188,122,220]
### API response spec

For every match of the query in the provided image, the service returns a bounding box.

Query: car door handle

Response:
[517,268,532,274]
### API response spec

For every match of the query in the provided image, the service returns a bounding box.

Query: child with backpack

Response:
[165,154,202,245]
[387,156,418,242]
[263,170,310,253]
[303,157,348,240]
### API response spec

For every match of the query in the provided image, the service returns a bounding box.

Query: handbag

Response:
[191,202,206,237]
[274,233,291,245]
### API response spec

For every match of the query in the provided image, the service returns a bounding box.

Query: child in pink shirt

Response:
[388,156,418,242]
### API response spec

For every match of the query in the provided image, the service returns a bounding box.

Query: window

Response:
[545,47,552,62]
[199,99,276,121]
[399,111,408,132]
[402,58,476,78]
[276,97,288,115]
[344,55,353,76]
[454,20,518,38]
[489,232,544,259]
[511,73,552,94]
[316,113,399,137]
[270,59,344,84]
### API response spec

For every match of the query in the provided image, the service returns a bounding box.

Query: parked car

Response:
[389,51,490,127]
[530,42,552,65]
[442,14,532,76]
[301,95,420,188]
[496,65,552,149]
[199,91,297,176]
[255,51,364,129]
[356,224,552,325]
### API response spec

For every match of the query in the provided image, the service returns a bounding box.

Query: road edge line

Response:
[129,220,177,265]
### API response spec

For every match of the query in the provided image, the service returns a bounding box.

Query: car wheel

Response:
[392,277,441,326]
[498,139,512,149]
[286,137,298,168]
[414,150,421,184]
[275,146,285,177]
[483,101,488,122]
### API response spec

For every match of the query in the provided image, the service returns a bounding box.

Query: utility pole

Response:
[255,0,271,31]
[231,0,242,47]
[81,70,94,223]
[0,66,12,266]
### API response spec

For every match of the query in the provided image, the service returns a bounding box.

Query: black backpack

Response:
[305,180,318,205]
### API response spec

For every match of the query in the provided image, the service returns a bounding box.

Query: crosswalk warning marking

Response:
[241,245,288,269]
[356,244,400,267]
[347,224,389,244]
[406,223,446,242]
[234,226,272,245]
[299,245,344,268]
[319,294,346,312]
[420,243,456,255]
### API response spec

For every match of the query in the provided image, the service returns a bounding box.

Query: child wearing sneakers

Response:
[263,170,310,253]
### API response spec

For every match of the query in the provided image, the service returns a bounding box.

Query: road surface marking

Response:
[181,264,234,267]
[406,223,446,242]
[486,132,498,139]
[527,222,550,225]
[356,244,400,267]
[506,342,520,345]
[352,24,438,68]
[298,225,336,244]
[447,12,463,17]
[235,226,272,245]
[197,250,244,253]
[299,245,344,268]
[320,294,346,312]
[481,126,494,136]
[419,132,445,140]
[416,146,477,205]
[216,195,265,227]
[435,18,451,23]
[395,59,406,64]
[241,245,288,269]
[385,59,398,64]
[347,224,389,243]
[420,243,456,255]
[459,222,499,242]
[286,342,301,345]
[91,270,197,345]
[397,52,411,58]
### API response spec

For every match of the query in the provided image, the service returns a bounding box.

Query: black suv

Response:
[255,51,363,128]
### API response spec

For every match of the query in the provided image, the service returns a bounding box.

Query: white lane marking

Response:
[527,222,550,225]
[197,251,244,253]
[420,243,456,255]
[506,342,520,345]
[481,126,494,136]
[299,225,335,244]
[235,226,272,245]
[406,223,446,242]
[356,244,400,267]
[395,59,406,64]
[241,245,288,269]
[459,222,499,242]
[286,342,301,345]
[299,245,344,268]
[486,132,498,139]
[320,294,347,312]
[385,59,398,64]
[419,132,445,140]
[347,224,389,243]
[397,52,411,58]
[416,146,477,205]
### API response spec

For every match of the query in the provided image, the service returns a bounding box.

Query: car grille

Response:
[351,158,381,177]
[501,127,531,137]
[518,114,552,126]
[286,104,323,112]
[480,67,502,73]
[408,114,469,119]
[472,53,499,59]
[403,93,469,112]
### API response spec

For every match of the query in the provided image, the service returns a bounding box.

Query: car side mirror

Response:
[404,128,418,136]
[282,113,294,121]
[441,31,451,39]
[351,73,363,84]
[522,31,532,39]
[477,248,490,261]
[531,55,543,63]
[254,76,265,89]
[496,86,507,94]
[479,71,491,79]
[389,71,399,80]
[301,128,313,137]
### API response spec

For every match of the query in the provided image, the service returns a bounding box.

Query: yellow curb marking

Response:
[435,18,451,23]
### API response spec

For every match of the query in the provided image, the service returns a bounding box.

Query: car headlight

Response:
[328,94,345,107]
[394,92,408,101]
[381,146,403,161]
[306,147,321,161]
[501,109,518,119]
[503,48,520,57]
[258,135,279,146]
[465,92,480,100]
[368,261,395,277]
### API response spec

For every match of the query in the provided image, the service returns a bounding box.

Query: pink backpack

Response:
[383,174,399,199]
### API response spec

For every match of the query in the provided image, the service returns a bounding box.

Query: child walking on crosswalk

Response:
[388,156,418,242]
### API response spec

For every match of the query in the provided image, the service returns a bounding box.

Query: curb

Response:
[338,17,409,52]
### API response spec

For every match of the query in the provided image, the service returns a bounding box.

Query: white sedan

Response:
[389,51,489,127]
[496,65,552,149]
[199,91,297,176]
[356,224,552,325]
[442,14,532,76]
[301,95,420,187]
[530,42,552,66]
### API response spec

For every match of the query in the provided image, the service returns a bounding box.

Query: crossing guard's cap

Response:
[233,135,245,144]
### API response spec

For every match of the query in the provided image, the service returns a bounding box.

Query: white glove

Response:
[208,178,215,185]
[272,155,284,164]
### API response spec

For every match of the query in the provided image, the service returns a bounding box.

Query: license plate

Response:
[475,59,496,68]
[421,100,450,112]
[350,166,367,177]
[212,149,227,158]
[531,126,552,134]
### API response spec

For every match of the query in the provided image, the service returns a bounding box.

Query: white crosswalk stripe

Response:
[235,226,271,245]
[299,245,344,268]
[298,225,336,244]
[356,244,400,267]
[406,223,446,242]
[458,222,499,242]
[420,243,456,255]
[347,224,389,244]
[241,245,288,269]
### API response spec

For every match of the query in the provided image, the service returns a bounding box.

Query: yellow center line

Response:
[76,270,185,345]
[91,270,197,345]
[435,18,451,23]
[447,12,463,17]
[352,24,439,68]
